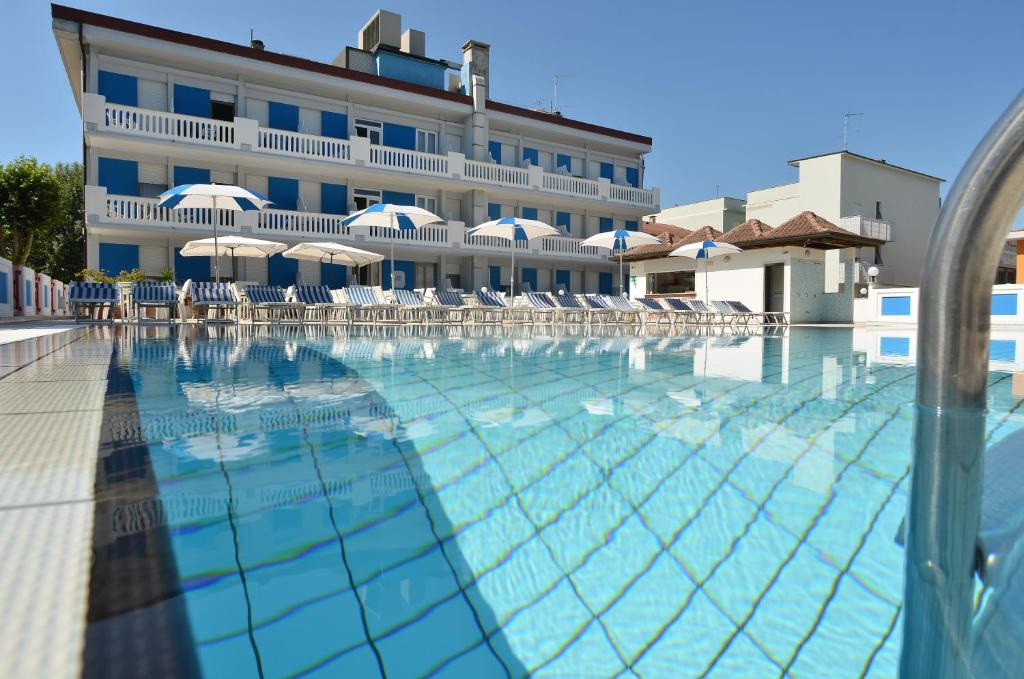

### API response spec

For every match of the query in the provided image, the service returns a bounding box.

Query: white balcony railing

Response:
[86,186,610,260]
[841,215,893,241]
[84,94,659,209]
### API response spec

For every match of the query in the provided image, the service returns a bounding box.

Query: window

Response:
[354,119,382,145]
[415,262,436,289]
[875,201,883,219]
[416,195,437,215]
[650,270,695,294]
[353,188,382,211]
[138,182,167,199]
[210,100,235,122]
[416,130,438,154]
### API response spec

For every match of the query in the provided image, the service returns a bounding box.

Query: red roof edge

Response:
[52,3,653,146]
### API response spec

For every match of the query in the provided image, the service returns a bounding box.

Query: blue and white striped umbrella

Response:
[582,229,661,296]
[157,183,274,282]
[466,217,561,299]
[670,240,743,302]
[341,204,442,289]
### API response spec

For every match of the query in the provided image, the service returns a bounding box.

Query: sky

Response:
[2,0,1023,208]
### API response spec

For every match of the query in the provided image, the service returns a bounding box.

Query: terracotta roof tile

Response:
[769,211,860,240]
[719,218,774,243]
[622,225,722,260]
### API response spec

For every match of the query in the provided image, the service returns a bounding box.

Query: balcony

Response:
[83,93,659,210]
[840,215,893,242]
[84,186,609,261]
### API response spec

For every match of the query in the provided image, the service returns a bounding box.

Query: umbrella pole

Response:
[704,259,709,304]
[390,212,396,291]
[213,195,220,283]
[619,252,624,297]
[511,240,515,303]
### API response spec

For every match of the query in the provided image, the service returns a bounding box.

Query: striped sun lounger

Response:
[584,294,629,324]
[345,285,396,324]
[394,289,443,324]
[68,282,119,323]
[605,295,643,324]
[552,292,596,324]
[523,292,561,323]
[473,290,510,324]
[292,285,348,323]
[636,298,674,326]
[132,282,177,323]
[245,285,305,323]
[190,282,239,322]
[433,290,468,324]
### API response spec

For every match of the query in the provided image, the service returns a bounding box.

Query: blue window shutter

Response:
[268,177,299,211]
[599,217,613,232]
[173,166,210,187]
[382,260,415,291]
[382,122,416,150]
[556,211,571,233]
[268,253,299,287]
[0,271,7,304]
[321,111,348,139]
[321,183,348,215]
[174,247,210,285]
[599,162,614,181]
[98,157,139,196]
[625,220,639,231]
[523,147,539,166]
[599,272,613,295]
[880,296,912,316]
[626,167,639,187]
[555,269,571,293]
[98,71,138,106]
[556,154,571,172]
[173,84,210,117]
[489,266,502,290]
[99,243,140,277]
[268,101,300,131]
[320,262,348,288]
[521,207,538,220]
[521,267,537,292]
[488,203,502,221]
[991,293,1018,316]
[381,190,415,207]
[488,141,502,164]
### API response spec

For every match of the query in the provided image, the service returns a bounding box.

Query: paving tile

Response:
[0,411,101,506]
[0,362,109,382]
[0,380,107,414]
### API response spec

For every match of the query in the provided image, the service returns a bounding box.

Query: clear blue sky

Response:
[3,0,1023,208]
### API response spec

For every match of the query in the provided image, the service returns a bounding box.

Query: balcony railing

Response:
[85,186,608,260]
[84,93,659,210]
[840,215,893,241]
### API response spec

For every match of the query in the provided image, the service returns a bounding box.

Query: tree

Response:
[0,156,62,266]
[25,162,85,280]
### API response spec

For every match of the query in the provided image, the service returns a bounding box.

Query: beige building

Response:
[645,196,745,233]
[651,151,943,287]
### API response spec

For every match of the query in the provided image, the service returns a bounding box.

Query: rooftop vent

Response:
[359,10,402,51]
[250,39,265,50]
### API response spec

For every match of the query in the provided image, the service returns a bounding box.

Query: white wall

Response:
[745,183,801,227]
[648,197,746,232]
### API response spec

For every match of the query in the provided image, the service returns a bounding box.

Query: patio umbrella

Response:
[282,242,385,286]
[341,204,442,290]
[465,217,561,300]
[179,235,287,282]
[669,240,743,303]
[158,184,273,282]
[581,229,661,295]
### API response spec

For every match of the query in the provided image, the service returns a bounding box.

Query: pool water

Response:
[101,325,1024,678]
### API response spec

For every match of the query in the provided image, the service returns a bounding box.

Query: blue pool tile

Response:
[375,593,487,678]
[704,628,782,678]
[632,590,737,678]
[435,457,513,530]
[570,514,662,613]
[470,536,564,633]
[807,464,893,565]
[517,453,602,527]
[846,491,908,606]
[303,640,383,678]
[344,502,438,585]
[636,454,719,544]
[193,627,262,679]
[532,614,627,678]
[670,482,758,583]
[608,435,693,506]
[446,500,533,578]
[184,574,255,647]
[498,579,593,673]
[431,639,515,679]
[602,552,695,664]
[540,483,631,571]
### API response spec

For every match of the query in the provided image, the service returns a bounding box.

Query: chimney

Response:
[460,40,490,98]
[401,28,425,56]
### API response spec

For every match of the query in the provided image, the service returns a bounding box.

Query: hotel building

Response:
[51,6,658,293]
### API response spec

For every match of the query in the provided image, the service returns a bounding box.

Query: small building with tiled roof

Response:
[624,212,885,323]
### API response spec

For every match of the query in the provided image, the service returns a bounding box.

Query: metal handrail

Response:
[901,90,1024,678]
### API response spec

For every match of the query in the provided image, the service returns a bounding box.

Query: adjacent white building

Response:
[51,6,658,294]
[649,151,943,287]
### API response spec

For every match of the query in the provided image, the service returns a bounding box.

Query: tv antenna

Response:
[553,73,574,114]
[843,112,863,150]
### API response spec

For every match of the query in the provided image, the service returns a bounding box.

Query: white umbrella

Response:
[581,229,661,296]
[158,184,273,282]
[282,242,385,286]
[465,217,561,300]
[341,204,442,290]
[669,240,743,302]
[179,236,287,282]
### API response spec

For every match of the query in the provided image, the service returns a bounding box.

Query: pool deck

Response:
[0,324,104,678]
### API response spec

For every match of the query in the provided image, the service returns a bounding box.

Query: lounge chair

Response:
[585,294,630,324]
[291,285,348,323]
[636,297,674,326]
[243,285,304,323]
[686,299,721,324]
[432,290,468,324]
[68,282,119,323]
[190,282,239,322]
[132,282,177,323]
[473,289,511,324]
[604,295,643,324]
[523,292,562,323]
[663,298,700,325]
[344,285,396,324]
[394,289,443,324]
[728,300,788,325]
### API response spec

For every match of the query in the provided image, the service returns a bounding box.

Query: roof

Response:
[622,211,886,262]
[788,150,944,183]
[50,4,652,146]
[641,221,691,239]
[622,225,722,261]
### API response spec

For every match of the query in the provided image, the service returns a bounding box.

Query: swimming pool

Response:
[84,325,1024,678]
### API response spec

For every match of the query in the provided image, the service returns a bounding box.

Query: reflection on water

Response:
[91,323,1024,678]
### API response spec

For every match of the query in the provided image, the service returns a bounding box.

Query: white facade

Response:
[644,197,745,232]
[52,7,659,294]
[745,152,941,287]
